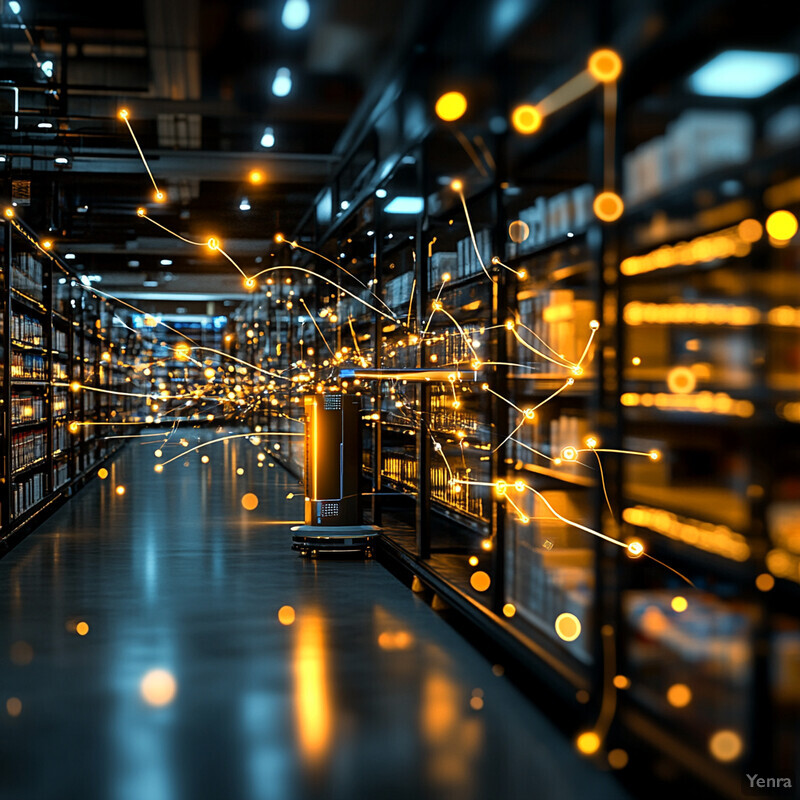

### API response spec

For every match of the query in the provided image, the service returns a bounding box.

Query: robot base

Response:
[291,525,381,558]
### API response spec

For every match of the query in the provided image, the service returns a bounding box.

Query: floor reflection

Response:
[0,432,629,800]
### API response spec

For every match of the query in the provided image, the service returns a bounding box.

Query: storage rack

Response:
[219,3,800,795]
[1,214,148,551]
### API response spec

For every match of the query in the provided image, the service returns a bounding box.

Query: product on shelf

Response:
[10,252,44,301]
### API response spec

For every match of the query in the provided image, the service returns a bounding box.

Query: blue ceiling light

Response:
[272,68,292,98]
[40,59,54,78]
[375,188,387,199]
[384,196,424,214]
[8,2,21,14]
[239,197,251,211]
[281,0,310,30]
[689,50,800,98]
[260,126,275,148]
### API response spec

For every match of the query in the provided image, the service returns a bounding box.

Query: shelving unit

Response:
[1,214,148,550]
[218,3,800,795]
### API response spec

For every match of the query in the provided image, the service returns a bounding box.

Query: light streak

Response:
[537,70,596,116]
[119,109,165,201]
[157,432,302,468]
[454,186,494,282]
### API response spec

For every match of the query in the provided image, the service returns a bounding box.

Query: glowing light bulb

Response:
[271,67,292,98]
[249,169,264,184]
[118,108,129,120]
[450,179,463,192]
[593,191,624,222]
[154,190,166,203]
[281,0,309,30]
[154,464,163,473]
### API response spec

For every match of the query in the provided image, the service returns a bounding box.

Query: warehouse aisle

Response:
[0,432,630,800]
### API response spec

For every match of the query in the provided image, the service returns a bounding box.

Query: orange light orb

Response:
[593,191,624,222]
[588,49,622,82]
[511,104,542,134]
[435,91,467,122]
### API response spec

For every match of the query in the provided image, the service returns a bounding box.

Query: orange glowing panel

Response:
[593,191,624,222]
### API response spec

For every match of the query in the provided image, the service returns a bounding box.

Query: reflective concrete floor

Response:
[0,433,631,800]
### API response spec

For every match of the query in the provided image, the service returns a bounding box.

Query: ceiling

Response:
[0,0,430,311]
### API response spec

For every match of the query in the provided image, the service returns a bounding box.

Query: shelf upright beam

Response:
[2,220,12,531]
[415,143,431,559]
[371,194,384,526]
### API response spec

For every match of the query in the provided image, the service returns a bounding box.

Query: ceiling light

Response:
[160,259,172,266]
[375,188,387,199]
[340,200,349,210]
[37,121,53,129]
[65,253,75,260]
[272,68,292,98]
[40,60,54,78]
[384,196,424,214]
[128,260,140,267]
[0,156,6,162]
[239,197,251,211]
[8,1,21,14]
[79,275,91,287]
[281,0,309,30]
[260,126,275,148]
[54,156,69,165]
[77,205,88,213]
[689,50,800,98]
[143,280,159,287]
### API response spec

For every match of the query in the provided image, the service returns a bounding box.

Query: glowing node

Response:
[468,555,479,566]
[4,207,15,219]
[612,674,631,690]
[68,422,80,434]
[154,190,166,203]
[572,366,583,377]
[115,486,126,496]
[136,207,146,217]
[97,468,108,480]
[511,104,542,134]
[450,179,463,193]
[435,91,468,122]
[766,210,798,242]
[508,219,530,243]
[70,381,81,391]
[517,269,527,280]
[241,493,259,511]
[442,272,451,282]
[481,538,493,551]
[118,108,129,120]
[561,446,578,461]
[154,449,163,458]
[207,237,219,250]
[709,730,743,762]
[755,573,775,592]
[608,749,629,769]
[505,319,515,330]
[649,450,660,461]
[201,455,210,464]
[588,48,623,82]
[667,683,692,708]
[514,480,525,492]
[140,668,177,707]
[244,278,256,290]
[494,481,508,496]
[523,408,535,420]
[670,596,688,613]
[236,467,244,476]
[502,603,516,618]
[593,191,624,222]
[76,621,89,636]
[42,240,53,250]
[627,540,644,558]
[249,169,265,185]
[278,605,296,626]
[737,218,763,243]
[576,731,600,755]
[666,365,696,394]
[470,570,491,592]
[154,464,164,473]
[519,515,530,524]
[589,319,600,330]
[204,367,216,380]
[585,436,598,449]
[631,356,642,366]
[555,612,582,642]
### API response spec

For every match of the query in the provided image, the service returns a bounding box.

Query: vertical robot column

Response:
[291,394,380,556]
